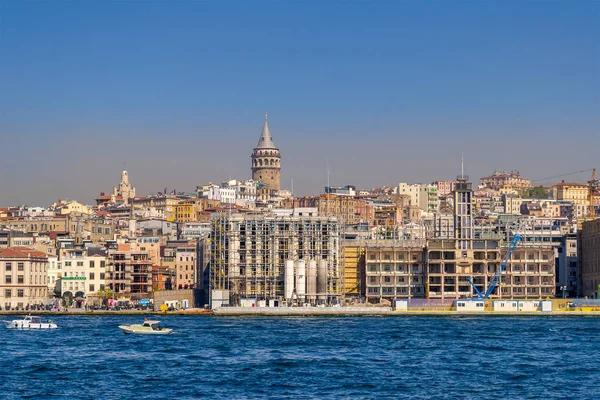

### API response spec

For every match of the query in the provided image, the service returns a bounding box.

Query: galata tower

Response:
[251,113,281,191]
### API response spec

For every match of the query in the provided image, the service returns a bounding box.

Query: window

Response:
[100,273,105,280]
[5,262,11,271]
[90,261,95,268]
[18,263,24,271]
[5,275,11,284]
[89,273,95,280]
[17,275,24,284]
[4,289,11,298]
[17,290,24,297]
[100,261,106,268]
[65,262,72,267]
[89,284,95,292]
[77,261,84,267]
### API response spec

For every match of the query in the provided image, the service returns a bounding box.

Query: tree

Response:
[521,186,549,199]
[96,287,115,305]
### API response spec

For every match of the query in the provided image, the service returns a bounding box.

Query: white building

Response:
[219,187,236,204]
[181,222,211,239]
[397,183,421,208]
[58,250,108,305]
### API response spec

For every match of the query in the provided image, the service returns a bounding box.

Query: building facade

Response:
[578,218,600,298]
[480,171,531,191]
[211,212,340,305]
[365,240,427,302]
[0,247,49,310]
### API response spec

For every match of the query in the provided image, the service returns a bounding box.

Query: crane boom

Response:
[467,234,522,299]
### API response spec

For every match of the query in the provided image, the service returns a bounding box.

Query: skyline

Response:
[1,1,598,205]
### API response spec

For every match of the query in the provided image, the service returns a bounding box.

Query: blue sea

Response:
[1,315,598,399]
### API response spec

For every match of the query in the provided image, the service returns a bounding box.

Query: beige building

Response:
[578,218,600,298]
[58,201,92,215]
[176,242,198,289]
[316,195,369,224]
[553,182,588,205]
[0,247,49,310]
[503,194,523,215]
[2,215,69,233]
[480,171,531,191]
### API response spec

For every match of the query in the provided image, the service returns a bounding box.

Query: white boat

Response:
[119,319,172,335]
[2,315,58,330]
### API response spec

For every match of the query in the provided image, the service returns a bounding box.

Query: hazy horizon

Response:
[1,1,598,206]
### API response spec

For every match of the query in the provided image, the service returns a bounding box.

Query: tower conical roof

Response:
[255,112,277,149]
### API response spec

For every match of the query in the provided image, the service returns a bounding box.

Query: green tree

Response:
[96,287,115,305]
[521,186,549,199]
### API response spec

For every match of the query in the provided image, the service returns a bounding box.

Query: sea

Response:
[0,315,598,399]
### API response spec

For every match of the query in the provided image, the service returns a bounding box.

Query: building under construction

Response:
[210,211,341,306]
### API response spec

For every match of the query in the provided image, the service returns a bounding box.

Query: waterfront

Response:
[1,316,598,399]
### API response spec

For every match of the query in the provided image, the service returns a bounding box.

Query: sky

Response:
[0,1,598,206]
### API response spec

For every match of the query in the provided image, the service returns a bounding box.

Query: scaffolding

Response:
[210,212,341,306]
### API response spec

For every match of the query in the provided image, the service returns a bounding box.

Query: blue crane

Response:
[467,234,522,299]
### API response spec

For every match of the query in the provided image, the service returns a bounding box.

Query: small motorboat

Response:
[3,315,58,330]
[119,319,172,335]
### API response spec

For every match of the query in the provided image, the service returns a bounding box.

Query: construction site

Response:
[210,211,341,306]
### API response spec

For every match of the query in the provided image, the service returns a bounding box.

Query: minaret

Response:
[251,112,281,191]
[454,152,473,249]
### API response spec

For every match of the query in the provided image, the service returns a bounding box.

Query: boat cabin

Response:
[142,321,164,331]
[24,316,42,324]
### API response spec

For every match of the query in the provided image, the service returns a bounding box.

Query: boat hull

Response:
[3,321,58,329]
[119,325,173,335]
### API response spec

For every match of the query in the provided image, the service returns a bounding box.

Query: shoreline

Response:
[1,308,600,317]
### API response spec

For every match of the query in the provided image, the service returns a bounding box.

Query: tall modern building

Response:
[251,113,281,192]
[454,172,473,250]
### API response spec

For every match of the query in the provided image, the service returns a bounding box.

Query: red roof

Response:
[0,247,48,258]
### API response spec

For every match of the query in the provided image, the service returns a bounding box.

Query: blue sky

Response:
[0,1,598,205]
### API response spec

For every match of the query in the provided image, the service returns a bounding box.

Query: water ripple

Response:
[1,315,599,399]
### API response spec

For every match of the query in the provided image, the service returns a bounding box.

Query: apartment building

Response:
[553,182,588,205]
[0,247,49,310]
[176,242,198,289]
[107,243,153,299]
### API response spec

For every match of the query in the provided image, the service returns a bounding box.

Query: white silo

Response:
[295,260,306,301]
[284,260,295,300]
[317,260,327,301]
[307,260,317,302]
